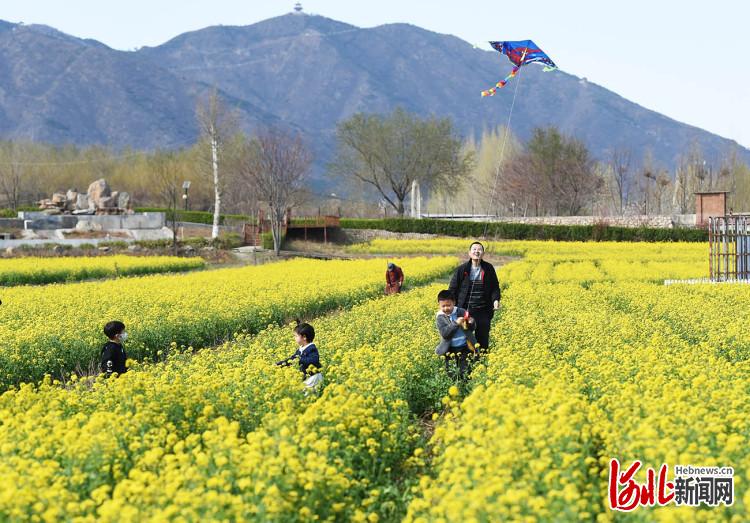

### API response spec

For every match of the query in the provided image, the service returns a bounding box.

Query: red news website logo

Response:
[609,459,734,511]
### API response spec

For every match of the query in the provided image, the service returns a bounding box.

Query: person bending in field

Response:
[276,321,323,393]
[385,262,404,295]
[434,289,476,381]
[101,320,128,377]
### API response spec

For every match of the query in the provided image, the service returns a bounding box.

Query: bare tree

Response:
[152,152,184,253]
[196,89,239,239]
[654,170,671,214]
[504,127,601,216]
[241,128,312,255]
[673,156,697,214]
[608,148,632,215]
[694,161,710,190]
[640,168,656,214]
[504,149,546,216]
[556,138,603,215]
[0,141,29,211]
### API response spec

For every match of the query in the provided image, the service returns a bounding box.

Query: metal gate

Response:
[709,215,750,281]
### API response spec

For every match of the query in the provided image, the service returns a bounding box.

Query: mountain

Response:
[0,21,198,148]
[1,14,748,183]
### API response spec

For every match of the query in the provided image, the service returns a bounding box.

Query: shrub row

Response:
[0,206,38,218]
[340,218,708,242]
[133,233,243,251]
[137,208,326,230]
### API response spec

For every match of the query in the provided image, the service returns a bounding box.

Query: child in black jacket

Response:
[101,320,128,377]
[276,321,323,392]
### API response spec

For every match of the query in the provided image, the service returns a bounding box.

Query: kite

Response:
[481,40,556,97]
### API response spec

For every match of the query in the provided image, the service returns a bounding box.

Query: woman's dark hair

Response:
[294,320,315,342]
[104,320,126,339]
[437,289,456,302]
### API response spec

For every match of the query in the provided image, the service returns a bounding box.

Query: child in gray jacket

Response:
[435,289,476,380]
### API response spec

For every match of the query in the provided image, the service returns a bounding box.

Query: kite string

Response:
[482,62,524,238]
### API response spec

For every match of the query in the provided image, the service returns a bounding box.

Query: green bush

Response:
[133,233,243,251]
[0,206,37,218]
[261,232,274,250]
[260,232,287,250]
[212,232,243,250]
[133,239,172,249]
[99,240,129,250]
[339,218,708,243]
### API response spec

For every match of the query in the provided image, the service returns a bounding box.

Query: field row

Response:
[0,255,205,286]
[347,238,705,257]
[351,238,710,284]
[406,265,750,520]
[0,257,456,389]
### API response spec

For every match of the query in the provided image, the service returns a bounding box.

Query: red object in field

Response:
[384,265,404,295]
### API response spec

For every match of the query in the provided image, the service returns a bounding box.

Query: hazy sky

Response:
[3,0,749,148]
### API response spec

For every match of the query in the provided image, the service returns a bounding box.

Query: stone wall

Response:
[76,213,166,230]
[489,215,676,228]
[423,214,696,229]
[343,229,438,243]
[18,212,166,230]
[0,218,24,229]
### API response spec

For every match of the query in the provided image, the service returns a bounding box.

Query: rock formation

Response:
[37,179,132,215]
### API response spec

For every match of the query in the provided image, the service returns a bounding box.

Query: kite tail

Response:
[481,65,520,97]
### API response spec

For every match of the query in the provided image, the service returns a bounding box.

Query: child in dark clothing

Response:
[435,290,476,381]
[276,321,323,392]
[101,320,128,377]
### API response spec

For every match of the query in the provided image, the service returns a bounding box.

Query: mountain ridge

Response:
[0,13,746,181]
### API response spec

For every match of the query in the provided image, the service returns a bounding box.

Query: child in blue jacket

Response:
[276,321,323,391]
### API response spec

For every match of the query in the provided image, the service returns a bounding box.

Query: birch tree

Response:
[196,90,238,239]
[152,152,184,253]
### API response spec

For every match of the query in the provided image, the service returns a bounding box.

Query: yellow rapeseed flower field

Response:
[0,255,205,285]
[403,240,750,522]
[3,238,747,522]
[0,282,454,521]
[0,256,456,389]
[350,238,707,281]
